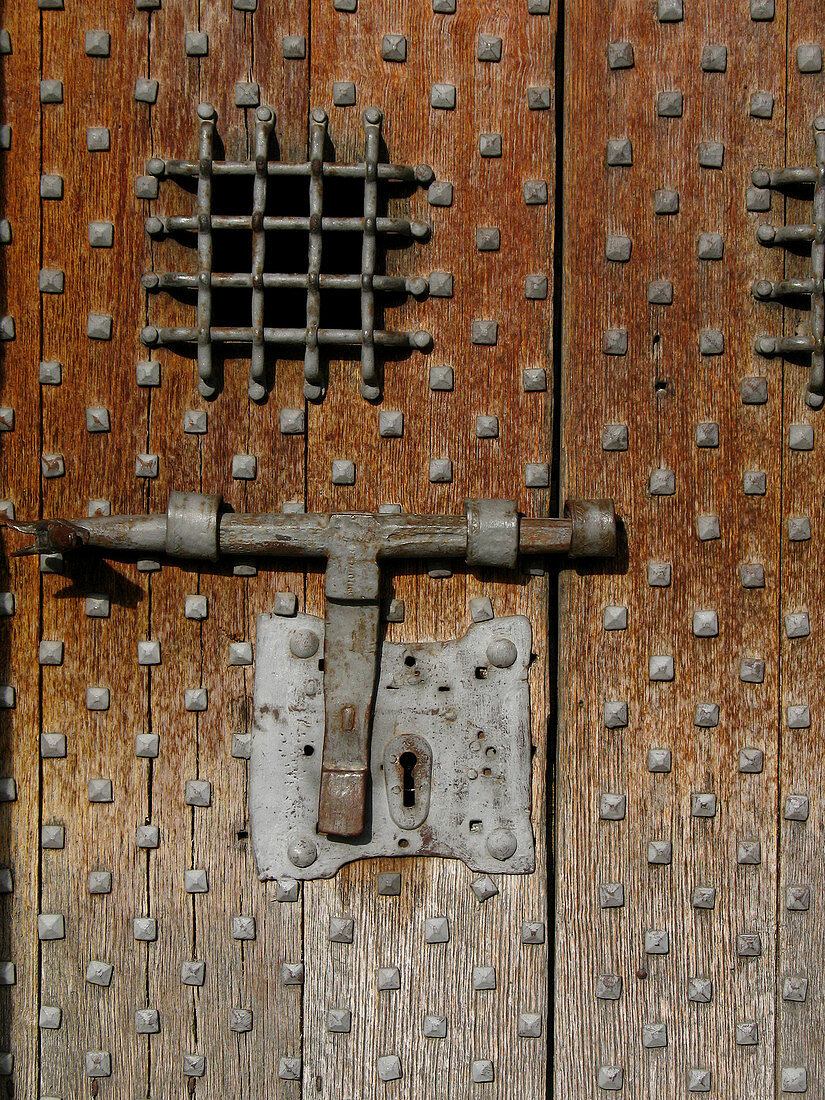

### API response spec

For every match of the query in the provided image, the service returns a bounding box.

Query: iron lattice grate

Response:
[139,105,435,401]
[753,116,825,408]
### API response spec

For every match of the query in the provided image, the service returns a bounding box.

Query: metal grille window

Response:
[753,117,825,408]
[140,105,435,400]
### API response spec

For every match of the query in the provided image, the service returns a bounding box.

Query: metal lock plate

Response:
[250,613,535,879]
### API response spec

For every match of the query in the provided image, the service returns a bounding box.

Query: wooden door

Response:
[0,0,821,1097]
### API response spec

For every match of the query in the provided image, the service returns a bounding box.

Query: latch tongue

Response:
[319,519,381,836]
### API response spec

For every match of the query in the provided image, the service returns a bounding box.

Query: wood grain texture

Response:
[11,1,825,1096]
[1,0,557,1089]
[557,2,787,1097]
[37,0,150,1093]
[190,9,259,1096]
[0,2,43,1095]
[143,1,206,1096]
[777,2,825,1093]
[143,1,310,1095]
[304,2,554,1096]
[245,2,309,1091]
[0,0,314,1093]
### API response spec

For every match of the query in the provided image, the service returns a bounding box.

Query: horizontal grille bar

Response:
[151,158,434,185]
[147,215,429,237]
[142,272,427,294]
[142,325,432,349]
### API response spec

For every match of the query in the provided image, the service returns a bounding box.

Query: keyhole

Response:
[400,751,417,807]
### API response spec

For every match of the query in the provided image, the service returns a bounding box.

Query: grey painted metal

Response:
[165,491,221,561]
[6,494,616,841]
[142,106,435,401]
[141,324,430,349]
[753,116,825,407]
[383,734,432,829]
[145,216,429,236]
[250,614,534,879]
[6,498,617,561]
[317,517,381,836]
[564,497,620,557]
[305,108,326,394]
[195,104,217,397]
[360,108,381,398]
[465,497,519,569]
[143,270,423,293]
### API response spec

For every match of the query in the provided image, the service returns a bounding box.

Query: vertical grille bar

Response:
[250,107,275,400]
[360,109,382,399]
[809,118,825,406]
[196,104,217,397]
[305,108,328,395]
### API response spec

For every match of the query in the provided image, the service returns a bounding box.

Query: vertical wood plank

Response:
[36,0,150,1094]
[305,2,554,1096]
[144,1,311,1093]
[246,0,309,1090]
[557,2,786,1097]
[777,2,825,1094]
[0,5,42,1096]
[191,5,255,1093]
[144,0,200,1094]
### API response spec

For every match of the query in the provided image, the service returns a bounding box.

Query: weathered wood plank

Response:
[189,9,258,1095]
[144,0,202,1094]
[0,5,43,1096]
[244,1,309,1091]
[777,4,825,1094]
[144,2,311,1093]
[556,2,786,1096]
[305,2,554,1095]
[36,1,150,1094]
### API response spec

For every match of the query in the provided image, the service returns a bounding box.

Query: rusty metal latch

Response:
[7,495,617,872]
